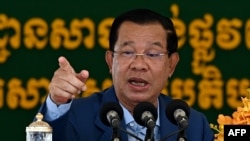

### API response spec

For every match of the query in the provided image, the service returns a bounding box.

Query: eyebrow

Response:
[151,41,164,48]
[119,41,164,49]
[120,41,134,47]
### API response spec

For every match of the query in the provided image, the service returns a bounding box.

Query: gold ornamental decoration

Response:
[210,88,250,141]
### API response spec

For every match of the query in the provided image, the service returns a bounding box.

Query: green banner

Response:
[1,0,250,140]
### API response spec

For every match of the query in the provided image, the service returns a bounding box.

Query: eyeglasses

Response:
[112,51,169,62]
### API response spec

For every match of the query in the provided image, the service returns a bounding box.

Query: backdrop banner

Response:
[0,0,250,140]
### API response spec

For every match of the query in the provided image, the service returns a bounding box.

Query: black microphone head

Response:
[165,99,190,125]
[99,102,123,127]
[133,102,158,127]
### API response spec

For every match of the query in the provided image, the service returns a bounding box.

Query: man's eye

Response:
[146,53,159,57]
[122,51,134,56]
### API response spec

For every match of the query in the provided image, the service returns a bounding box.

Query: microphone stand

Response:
[176,128,187,141]
[145,128,154,141]
[112,127,121,141]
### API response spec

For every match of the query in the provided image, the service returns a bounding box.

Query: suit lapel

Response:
[94,86,128,141]
[158,96,179,140]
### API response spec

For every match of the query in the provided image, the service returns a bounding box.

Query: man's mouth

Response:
[128,78,148,87]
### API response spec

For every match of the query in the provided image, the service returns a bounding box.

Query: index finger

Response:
[58,56,75,73]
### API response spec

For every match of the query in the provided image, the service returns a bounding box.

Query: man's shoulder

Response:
[158,94,207,120]
[72,90,106,106]
[71,86,116,107]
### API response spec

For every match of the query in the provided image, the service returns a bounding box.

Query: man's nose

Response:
[130,54,149,70]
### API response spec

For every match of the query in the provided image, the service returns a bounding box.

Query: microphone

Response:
[99,102,143,141]
[163,99,190,141]
[133,102,158,141]
[165,99,190,128]
[100,102,123,128]
[100,102,123,141]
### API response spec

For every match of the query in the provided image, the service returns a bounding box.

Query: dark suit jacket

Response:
[39,86,214,141]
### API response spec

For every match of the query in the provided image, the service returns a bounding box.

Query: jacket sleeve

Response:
[201,113,215,141]
[37,98,71,141]
[187,109,215,141]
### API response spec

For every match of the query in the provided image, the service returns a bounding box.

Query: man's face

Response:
[106,21,179,109]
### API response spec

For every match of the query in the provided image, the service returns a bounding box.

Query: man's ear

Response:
[168,52,179,78]
[105,50,113,74]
